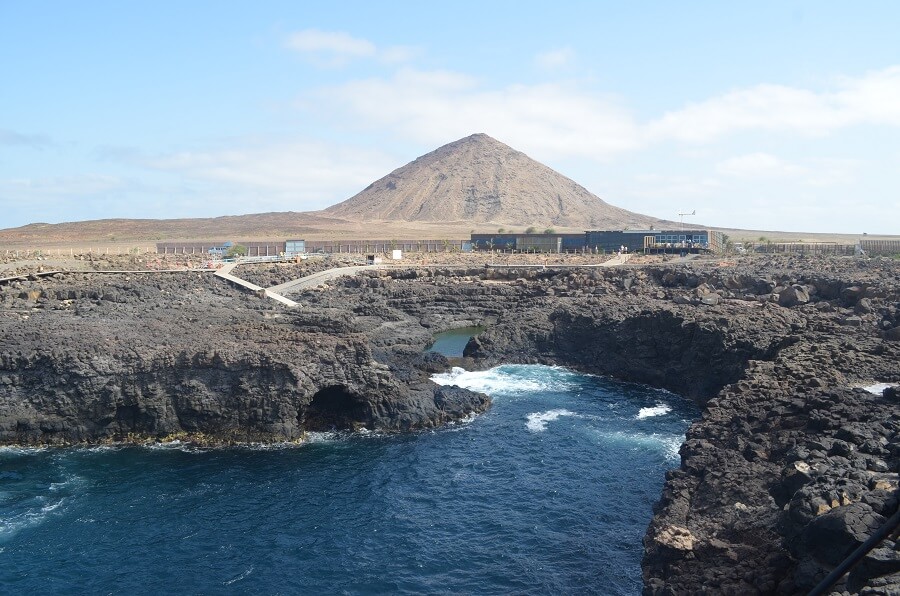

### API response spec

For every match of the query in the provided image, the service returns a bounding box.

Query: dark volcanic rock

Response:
[0,271,489,444]
[2,253,899,593]
[292,256,900,594]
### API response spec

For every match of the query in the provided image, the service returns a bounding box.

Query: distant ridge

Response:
[0,134,695,248]
[325,133,665,229]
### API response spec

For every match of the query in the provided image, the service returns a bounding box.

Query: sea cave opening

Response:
[303,385,370,431]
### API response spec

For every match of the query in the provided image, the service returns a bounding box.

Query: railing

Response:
[755,243,856,256]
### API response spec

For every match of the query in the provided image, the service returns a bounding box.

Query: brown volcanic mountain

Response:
[326,133,664,229]
[0,133,686,248]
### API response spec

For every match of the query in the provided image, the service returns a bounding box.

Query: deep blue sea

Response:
[0,364,696,595]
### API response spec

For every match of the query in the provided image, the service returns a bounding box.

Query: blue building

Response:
[584,229,722,253]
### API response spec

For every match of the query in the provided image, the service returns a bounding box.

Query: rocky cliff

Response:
[0,271,489,444]
[2,254,899,592]
[291,256,900,593]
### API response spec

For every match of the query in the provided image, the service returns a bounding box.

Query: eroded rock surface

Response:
[0,271,489,444]
[299,255,899,594]
[2,253,899,593]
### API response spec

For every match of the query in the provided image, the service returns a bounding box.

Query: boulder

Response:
[801,502,884,567]
[841,285,865,306]
[653,525,695,551]
[842,316,863,327]
[855,297,874,314]
[779,285,810,307]
[700,294,720,306]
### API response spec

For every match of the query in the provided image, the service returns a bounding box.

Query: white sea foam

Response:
[431,365,578,395]
[49,473,85,492]
[451,412,480,425]
[0,446,49,457]
[305,431,344,444]
[636,403,672,420]
[525,409,577,432]
[0,498,66,542]
[145,440,205,453]
[84,445,120,452]
[223,565,254,586]
[594,430,684,463]
[861,382,898,395]
[441,411,481,432]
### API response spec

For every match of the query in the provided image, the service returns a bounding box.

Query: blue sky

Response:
[1,1,899,233]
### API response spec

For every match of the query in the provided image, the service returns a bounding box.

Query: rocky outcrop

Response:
[299,255,899,594]
[0,271,489,444]
[2,254,898,593]
[448,257,900,594]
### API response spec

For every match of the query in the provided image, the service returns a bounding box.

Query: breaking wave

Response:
[525,409,578,432]
[431,364,579,395]
[594,430,684,463]
[636,403,672,419]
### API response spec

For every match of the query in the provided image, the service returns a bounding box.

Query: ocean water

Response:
[425,326,485,357]
[0,365,696,595]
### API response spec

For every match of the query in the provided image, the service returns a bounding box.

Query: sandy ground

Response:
[1,217,896,253]
[0,249,744,281]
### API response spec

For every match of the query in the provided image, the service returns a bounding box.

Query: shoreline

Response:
[1,252,898,592]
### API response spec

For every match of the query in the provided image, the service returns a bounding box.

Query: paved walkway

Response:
[215,262,298,307]
[598,253,633,267]
[267,265,381,295]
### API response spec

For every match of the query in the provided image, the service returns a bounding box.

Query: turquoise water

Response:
[0,365,696,594]
[426,326,485,356]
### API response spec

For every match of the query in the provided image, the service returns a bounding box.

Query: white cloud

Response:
[0,129,51,149]
[299,64,900,165]
[835,66,900,126]
[802,158,859,188]
[379,45,420,64]
[628,174,723,199]
[305,67,641,160]
[136,139,399,209]
[646,66,900,143]
[285,29,375,61]
[535,47,576,70]
[0,173,123,196]
[285,29,417,67]
[716,153,805,178]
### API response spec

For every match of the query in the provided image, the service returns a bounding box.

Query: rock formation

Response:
[0,270,489,444]
[1,253,898,593]
[294,255,899,593]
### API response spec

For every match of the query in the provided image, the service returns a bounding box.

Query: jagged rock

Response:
[0,271,490,444]
[652,525,695,551]
[3,253,900,594]
[779,285,810,307]
[856,297,875,314]
[842,285,865,306]
[800,502,884,568]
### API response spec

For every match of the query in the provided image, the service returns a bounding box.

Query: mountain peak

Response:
[324,134,662,229]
